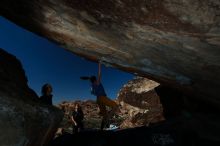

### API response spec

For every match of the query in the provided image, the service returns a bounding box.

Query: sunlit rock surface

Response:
[1,0,220,109]
[117,77,164,128]
[0,48,63,146]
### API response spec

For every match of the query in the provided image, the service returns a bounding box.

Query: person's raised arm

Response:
[97,61,101,84]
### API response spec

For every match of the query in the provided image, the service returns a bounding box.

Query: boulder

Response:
[117,77,160,108]
[0,48,63,146]
[117,77,164,128]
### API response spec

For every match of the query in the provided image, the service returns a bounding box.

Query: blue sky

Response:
[0,16,133,104]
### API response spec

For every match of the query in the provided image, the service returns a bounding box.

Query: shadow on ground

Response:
[49,120,204,146]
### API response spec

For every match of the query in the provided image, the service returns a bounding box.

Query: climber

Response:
[39,83,53,105]
[80,61,119,130]
[71,103,84,134]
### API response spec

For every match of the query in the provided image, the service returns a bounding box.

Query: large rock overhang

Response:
[1,0,220,108]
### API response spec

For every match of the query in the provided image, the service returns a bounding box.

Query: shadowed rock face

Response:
[0,0,220,108]
[51,126,214,146]
[0,48,63,146]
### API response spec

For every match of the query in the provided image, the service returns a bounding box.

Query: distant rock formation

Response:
[0,48,63,146]
[57,100,102,131]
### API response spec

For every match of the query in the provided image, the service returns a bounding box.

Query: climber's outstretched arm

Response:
[97,61,101,84]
